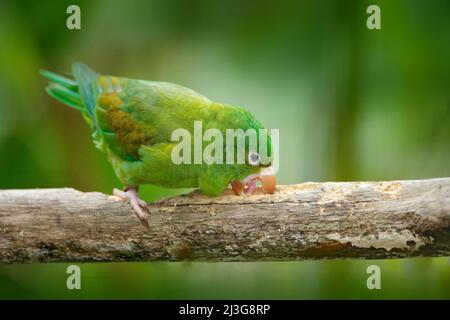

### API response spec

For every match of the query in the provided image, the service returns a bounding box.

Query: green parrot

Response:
[41,63,276,226]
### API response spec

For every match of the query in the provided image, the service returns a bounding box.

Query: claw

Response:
[113,187,149,228]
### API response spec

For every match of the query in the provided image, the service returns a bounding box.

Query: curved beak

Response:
[260,174,276,194]
[231,167,276,195]
[231,180,246,195]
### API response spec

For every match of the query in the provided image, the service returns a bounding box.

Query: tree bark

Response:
[0,178,449,263]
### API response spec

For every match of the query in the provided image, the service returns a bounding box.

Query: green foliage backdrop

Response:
[0,0,449,299]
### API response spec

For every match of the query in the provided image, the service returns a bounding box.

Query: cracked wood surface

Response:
[0,178,449,263]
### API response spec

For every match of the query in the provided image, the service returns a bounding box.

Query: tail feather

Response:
[45,85,83,111]
[72,62,99,121]
[41,63,100,126]
[41,70,84,112]
[40,70,77,90]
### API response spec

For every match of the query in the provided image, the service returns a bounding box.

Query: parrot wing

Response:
[72,63,211,162]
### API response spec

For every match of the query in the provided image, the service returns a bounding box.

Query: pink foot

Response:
[113,186,149,228]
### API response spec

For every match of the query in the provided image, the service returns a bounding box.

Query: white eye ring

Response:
[248,152,260,166]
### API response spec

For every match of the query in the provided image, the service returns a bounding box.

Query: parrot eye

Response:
[248,152,260,166]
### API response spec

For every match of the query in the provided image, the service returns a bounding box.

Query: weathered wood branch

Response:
[0,178,449,263]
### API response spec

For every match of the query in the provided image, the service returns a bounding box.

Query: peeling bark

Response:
[0,178,449,263]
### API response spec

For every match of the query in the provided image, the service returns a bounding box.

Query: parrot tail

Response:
[40,69,83,111]
[41,63,99,126]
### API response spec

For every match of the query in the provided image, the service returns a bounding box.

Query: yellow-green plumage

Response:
[41,63,271,196]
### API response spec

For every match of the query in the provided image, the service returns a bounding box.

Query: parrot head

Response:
[226,113,277,195]
[230,165,276,195]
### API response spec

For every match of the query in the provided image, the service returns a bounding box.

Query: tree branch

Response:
[1,178,449,263]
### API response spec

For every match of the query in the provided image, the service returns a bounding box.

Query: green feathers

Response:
[41,63,272,196]
[40,70,82,111]
[72,62,99,121]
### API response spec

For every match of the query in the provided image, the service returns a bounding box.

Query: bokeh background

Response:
[0,0,449,299]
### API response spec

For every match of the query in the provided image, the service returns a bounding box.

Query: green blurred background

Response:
[0,0,449,299]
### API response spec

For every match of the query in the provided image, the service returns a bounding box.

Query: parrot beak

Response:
[231,167,276,195]
[231,180,246,195]
[260,174,276,194]
[259,166,276,194]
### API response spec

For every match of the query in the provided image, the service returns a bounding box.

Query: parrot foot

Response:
[113,187,149,228]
